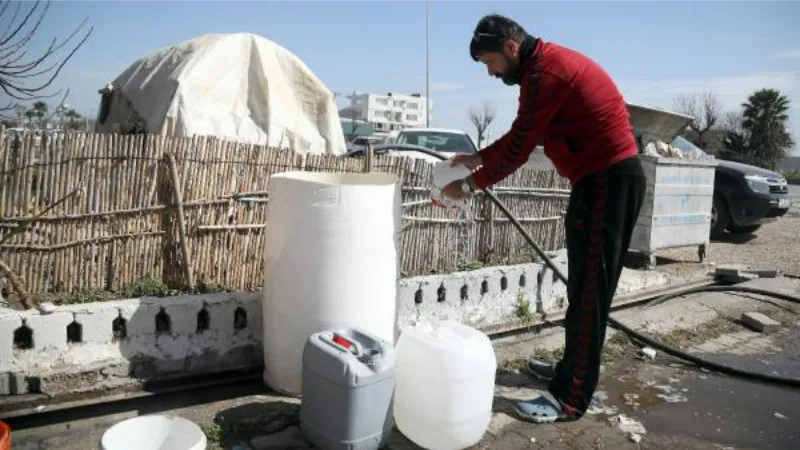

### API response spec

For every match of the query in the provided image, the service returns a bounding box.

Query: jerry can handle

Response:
[325,332,363,356]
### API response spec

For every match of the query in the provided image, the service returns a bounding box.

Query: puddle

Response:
[642,364,799,449]
[600,370,665,413]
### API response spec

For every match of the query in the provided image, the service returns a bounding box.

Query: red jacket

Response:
[472,38,638,189]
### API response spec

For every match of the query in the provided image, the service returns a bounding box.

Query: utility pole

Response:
[425,0,430,127]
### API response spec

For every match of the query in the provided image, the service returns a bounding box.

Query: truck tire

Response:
[710,195,729,240]
[728,224,762,234]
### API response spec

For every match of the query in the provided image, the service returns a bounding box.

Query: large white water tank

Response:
[261,171,402,396]
[394,320,497,450]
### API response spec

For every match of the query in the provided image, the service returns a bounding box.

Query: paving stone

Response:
[741,312,781,333]
[714,265,762,284]
[748,269,780,278]
[714,264,750,276]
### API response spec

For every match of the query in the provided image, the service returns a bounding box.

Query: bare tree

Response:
[721,110,745,136]
[469,101,496,148]
[673,91,722,149]
[0,0,93,111]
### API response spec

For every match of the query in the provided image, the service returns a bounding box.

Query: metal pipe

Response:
[425,0,430,127]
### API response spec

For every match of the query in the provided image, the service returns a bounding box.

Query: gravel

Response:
[656,204,800,278]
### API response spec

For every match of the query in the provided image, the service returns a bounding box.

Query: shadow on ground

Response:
[712,232,758,245]
[623,251,705,270]
[208,401,300,448]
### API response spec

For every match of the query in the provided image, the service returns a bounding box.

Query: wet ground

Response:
[5,279,800,449]
[598,352,799,450]
[483,330,800,450]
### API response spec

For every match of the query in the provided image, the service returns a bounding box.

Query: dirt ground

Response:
[654,207,800,278]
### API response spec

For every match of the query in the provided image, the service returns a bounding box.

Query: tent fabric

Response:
[95,33,346,155]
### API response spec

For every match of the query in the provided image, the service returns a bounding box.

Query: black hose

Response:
[378,144,800,387]
[645,285,800,308]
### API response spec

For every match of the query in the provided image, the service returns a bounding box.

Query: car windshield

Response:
[395,131,476,154]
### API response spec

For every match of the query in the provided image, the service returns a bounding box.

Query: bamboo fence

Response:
[0,131,570,296]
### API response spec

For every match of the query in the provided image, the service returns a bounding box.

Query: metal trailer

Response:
[627,104,718,269]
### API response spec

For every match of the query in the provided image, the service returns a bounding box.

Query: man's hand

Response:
[441,179,468,201]
[441,175,479,201]
[449,154,483,170]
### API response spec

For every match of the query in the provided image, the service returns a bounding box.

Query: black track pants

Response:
[548,155,646,420]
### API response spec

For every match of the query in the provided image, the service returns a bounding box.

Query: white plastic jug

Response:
[394,319,497,450]
[100,415,206,450]
[430,160,472,210]
[262,171,402,396]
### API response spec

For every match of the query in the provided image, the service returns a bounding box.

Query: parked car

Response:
[706,156,790,237]
[628,103,791,239]
[346,136,385,153]
[394,128,478,156]
[346,127,478,163]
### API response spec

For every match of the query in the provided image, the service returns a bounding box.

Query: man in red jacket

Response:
[442,14,646,423]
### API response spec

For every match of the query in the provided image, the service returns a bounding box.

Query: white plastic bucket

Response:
[261,171,402,396]
[100,415,206,450]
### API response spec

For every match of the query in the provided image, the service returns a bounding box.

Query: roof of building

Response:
[340,119,374,136]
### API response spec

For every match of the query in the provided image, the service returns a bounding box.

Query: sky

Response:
[8,0,800,155]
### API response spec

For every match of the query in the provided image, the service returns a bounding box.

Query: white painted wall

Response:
[0,255,671,397]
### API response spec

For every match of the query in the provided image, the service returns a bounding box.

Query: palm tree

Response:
[722,89,794,170]
[64,108,82,130]
[24,109,37,127]
[32,101,48,128]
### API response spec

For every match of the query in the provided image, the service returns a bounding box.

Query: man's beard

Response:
[499,57,523,86]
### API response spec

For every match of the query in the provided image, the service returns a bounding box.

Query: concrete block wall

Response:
[6,250,669,398]
[0,292,262,395]
[397,263,544,330]
[395,250,570,331]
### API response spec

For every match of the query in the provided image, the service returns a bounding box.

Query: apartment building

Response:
[338,92,432,137]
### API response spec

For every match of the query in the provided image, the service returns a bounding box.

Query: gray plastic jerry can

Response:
[300,328,395,450]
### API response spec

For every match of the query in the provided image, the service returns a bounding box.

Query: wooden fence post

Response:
[164,152,196,291]
[363,142,374,172]
[480,193,494,264]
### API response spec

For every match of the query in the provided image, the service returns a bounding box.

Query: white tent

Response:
[95,33,346,155]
